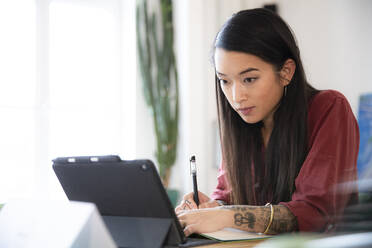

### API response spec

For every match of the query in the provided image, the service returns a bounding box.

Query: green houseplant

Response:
[136,0,179,193]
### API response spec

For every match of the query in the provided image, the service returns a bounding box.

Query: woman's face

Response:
[214,48,288,126]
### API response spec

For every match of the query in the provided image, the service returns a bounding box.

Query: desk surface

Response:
[196,239,265,248]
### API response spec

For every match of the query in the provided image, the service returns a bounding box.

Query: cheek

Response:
[258,77,282,99]
[260,82,283,111]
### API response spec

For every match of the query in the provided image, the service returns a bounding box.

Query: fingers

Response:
[179,219,186,228]
[183,223,197,237]
[175,191,215,213]
[183,193,198,209]
[186,198,198,209]
[178,198,197,211]
[177,212,197,237]
[175,199,193,214]
[177,207,228,238]
[178,218,194,237]
[175,194,192,212]
[197,191,211,203]
[183,199,195,210]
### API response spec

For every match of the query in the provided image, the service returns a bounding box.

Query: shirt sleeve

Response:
[211,161,231,204]
[280,92,359,232]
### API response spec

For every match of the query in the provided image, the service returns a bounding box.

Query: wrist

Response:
[217,207,235,228]
[263,203,274,234]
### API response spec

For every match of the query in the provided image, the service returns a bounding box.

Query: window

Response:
[0,0,136,203]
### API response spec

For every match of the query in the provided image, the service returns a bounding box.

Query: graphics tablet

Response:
[52,155,217,248]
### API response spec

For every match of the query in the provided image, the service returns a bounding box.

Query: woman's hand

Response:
[177,208,233,236]
[175,191,220,213]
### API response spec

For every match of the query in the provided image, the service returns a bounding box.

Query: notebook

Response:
[200,227,271,241]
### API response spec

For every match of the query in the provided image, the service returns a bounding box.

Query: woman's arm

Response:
[177,204,298,236]
[221,204,298,234]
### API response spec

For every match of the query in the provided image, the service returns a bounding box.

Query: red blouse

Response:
[211,90,359,232]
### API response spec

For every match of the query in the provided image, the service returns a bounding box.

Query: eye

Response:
[243,77,257,83]
[218,78,228,85]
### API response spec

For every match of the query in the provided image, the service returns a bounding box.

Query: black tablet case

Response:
[52,155,217,248]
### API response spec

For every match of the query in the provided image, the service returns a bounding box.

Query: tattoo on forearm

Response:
[267,205,298,234]
[234,212,256,228]
[222,205,258,230]
[221,204,298,234]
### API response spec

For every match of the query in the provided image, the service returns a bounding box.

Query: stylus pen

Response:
[190,155,199,207]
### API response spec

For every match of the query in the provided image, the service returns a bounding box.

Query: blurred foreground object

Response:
[0,199,116,248]
[257,171,372,248]
[336,177,372,233]
[357,93,372,178]
[255,232,372,248]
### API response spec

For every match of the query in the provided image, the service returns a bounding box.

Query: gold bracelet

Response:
[263,203,274,234]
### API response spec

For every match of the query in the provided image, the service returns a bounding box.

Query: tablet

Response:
[52,155,216,248]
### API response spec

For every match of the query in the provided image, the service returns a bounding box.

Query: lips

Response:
[237,106,255,115]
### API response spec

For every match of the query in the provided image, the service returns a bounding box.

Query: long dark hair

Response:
[214,8,318,205]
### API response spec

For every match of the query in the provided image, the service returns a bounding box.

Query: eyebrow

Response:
[216,68,259,76]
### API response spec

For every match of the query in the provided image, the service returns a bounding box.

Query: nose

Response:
[232,81,245,103]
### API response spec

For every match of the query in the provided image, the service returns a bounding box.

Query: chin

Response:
[240,115,261,125]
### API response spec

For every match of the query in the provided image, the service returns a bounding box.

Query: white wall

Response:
[279,0,372,114]
[170,0,254,199]
[136,0,372,202]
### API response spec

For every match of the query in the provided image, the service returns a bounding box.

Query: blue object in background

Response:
[357,93,372,178]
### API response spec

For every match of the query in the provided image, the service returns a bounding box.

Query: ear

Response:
[279,59,296,86]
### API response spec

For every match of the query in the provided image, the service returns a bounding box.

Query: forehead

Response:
[214,48,272,74]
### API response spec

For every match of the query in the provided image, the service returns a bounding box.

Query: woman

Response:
[175,8,359,236]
